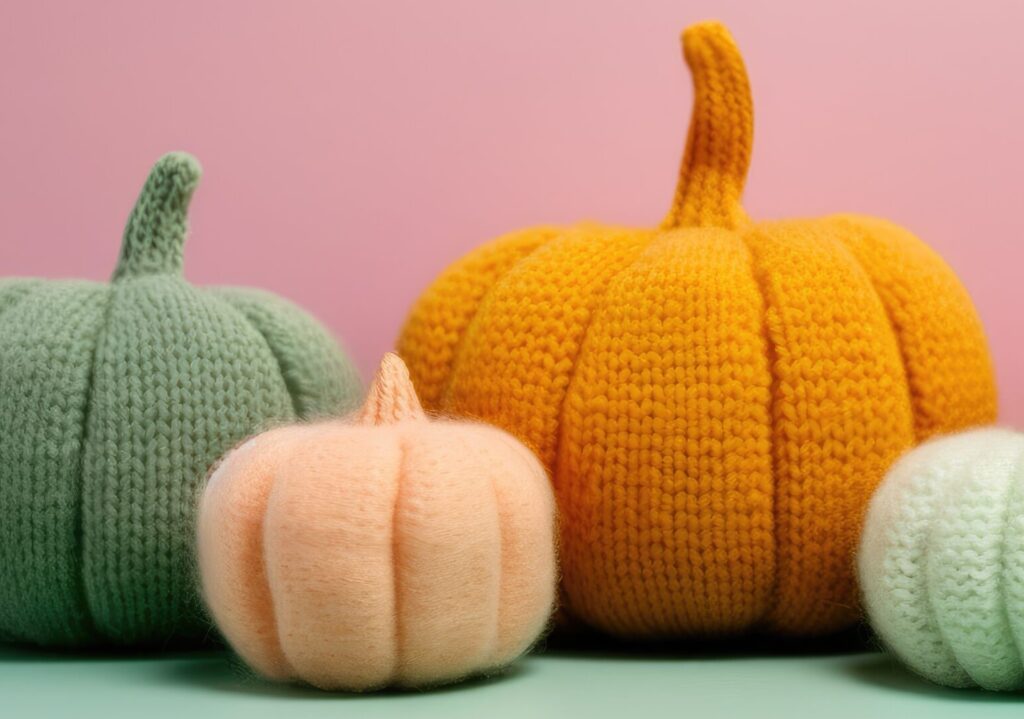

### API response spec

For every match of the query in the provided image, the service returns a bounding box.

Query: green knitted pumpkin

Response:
[0,152,361,648]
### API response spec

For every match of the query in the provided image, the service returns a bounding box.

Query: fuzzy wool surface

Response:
[0,153,361,648]
[859,427,1024,690]
[397,21,998,639]
[197,355,557,691]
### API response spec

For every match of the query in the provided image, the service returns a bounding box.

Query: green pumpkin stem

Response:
[112,152,202,281]
[661,21,753,231]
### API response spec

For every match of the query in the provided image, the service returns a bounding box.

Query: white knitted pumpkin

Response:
[859,428,1024,690]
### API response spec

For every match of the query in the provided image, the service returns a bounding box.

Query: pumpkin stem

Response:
[112,152,201,281]
[661,21,753,231]
[358,353,427,425]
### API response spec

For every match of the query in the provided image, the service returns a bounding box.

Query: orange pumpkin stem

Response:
[358,353,427,425]
[661,21,753,231]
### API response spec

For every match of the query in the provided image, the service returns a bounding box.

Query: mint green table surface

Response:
[3,637,1021,718]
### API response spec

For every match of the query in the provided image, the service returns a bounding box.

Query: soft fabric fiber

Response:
[198,353,557,691]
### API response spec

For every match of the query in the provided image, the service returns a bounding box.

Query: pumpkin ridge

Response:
[82,280,299,642]
[208,293,302,420]
[261,434,303,681]
[739,220,915,632]
[827,217,925,439]
[398,227,558,409]
[736,226,782,629]
[830,218,917,430]
[0,284,109,644]
[549,227,660,453]
[71,286,116,644]
[389,433,409,684]
[994,442,1024,676]
[437,228,564,407]
[560,228,777,634]
[937,440,1015,687]
[830,215,997,439]
[1005,446,1024,671]
[921,454,970,683]
[486,427,555,662]
[445,225,652,469]
[210,286,361,421]
[547,229,659,613]
[869,435,977,686]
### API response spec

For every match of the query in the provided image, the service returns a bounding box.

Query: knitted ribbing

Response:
[397,21,997,638]
[0,153,361,647]
[860,429,1024,690]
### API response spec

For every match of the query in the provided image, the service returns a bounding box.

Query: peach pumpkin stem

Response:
[358,353,427,425]
[661,21,753,231]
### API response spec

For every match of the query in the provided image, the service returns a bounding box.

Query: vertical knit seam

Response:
[211,295,303,419]
[737,228,782,629]
[73,286,116,644]
[549,233,654,632]
[826,223,917,628]
[439,235,557,404]
[832,217,918,438]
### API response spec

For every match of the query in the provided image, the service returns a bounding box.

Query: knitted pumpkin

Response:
[197,353,556,691]
[0,152,360,648]
[397,21,997,638]
[860,428,1024,690]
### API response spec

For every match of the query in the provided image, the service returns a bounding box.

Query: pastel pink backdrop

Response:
[2,1,1022,420]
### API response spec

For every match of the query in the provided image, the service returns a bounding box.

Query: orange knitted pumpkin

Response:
[197,354,557,690]
[397,21,997,638]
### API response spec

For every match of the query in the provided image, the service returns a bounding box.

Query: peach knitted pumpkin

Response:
[397,21,997,638]
[197,354,556,691]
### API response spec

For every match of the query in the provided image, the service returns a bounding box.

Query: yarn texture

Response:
[859,428,1024,690]
[197,353,557,691]
[0,152,360,648]
[397,21,997,638]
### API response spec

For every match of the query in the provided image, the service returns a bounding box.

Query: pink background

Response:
[1,1,1022,420]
